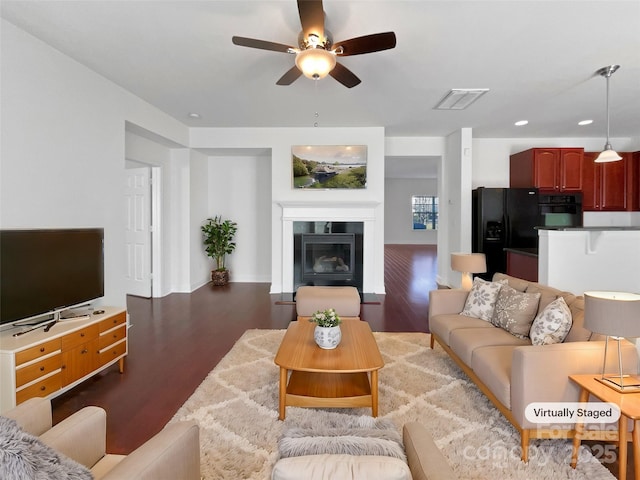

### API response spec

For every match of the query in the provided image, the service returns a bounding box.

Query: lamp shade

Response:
[450,253,487,274]
[594,148,622,163]
[295,48,336,80]
[584,291,640,337]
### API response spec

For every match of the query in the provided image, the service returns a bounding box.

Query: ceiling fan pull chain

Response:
[313,80,319,127]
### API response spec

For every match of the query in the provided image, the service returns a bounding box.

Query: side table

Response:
[569,374,640,480]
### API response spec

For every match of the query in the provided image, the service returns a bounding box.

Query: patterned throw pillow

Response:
[529,296,573,345]
[491,284,541,339]
[460,277,504,322]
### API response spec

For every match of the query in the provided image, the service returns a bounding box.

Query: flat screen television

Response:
[0,228,105,326]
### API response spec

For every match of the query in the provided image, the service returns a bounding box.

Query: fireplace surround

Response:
[278,201,382,294]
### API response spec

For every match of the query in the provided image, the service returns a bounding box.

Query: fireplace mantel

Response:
[276,200,384,294]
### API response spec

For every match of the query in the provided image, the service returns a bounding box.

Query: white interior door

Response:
[124,167,152,297]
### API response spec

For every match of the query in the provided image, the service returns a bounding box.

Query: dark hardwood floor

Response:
[50,243,625,477]
[51,244,437,454]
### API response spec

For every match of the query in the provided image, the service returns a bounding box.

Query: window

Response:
[412,195,438,230]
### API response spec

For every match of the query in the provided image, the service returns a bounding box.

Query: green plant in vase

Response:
[201,215,238,286]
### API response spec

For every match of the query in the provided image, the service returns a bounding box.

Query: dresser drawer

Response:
[97,340,126,367]
[15,339,61,366]
[99,312,126,333]
[16,372,62,405]
[15,353,62,388]
[61,324,99,351]
[99,325,126,350]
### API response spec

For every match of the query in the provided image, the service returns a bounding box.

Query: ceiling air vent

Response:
[435,89,489,110]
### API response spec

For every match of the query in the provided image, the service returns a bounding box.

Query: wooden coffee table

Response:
[274,319,384,420]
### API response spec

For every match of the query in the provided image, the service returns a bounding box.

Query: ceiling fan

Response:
[232,0,396,88]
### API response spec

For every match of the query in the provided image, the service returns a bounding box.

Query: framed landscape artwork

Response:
[292,145,367,189]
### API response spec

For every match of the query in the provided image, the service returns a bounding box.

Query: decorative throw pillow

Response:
[278,416,406,462]
[529,296,573,345]
[491,284,541,339]
[460,277,504,322]
[0,416,93,480]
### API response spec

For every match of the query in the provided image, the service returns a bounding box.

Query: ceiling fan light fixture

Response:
[295,48,336,80]
[594,64,621,163]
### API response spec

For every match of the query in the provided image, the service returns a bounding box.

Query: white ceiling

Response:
[2,1,639,142]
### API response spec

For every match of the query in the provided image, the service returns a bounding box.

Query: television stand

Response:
[0,307,127,412]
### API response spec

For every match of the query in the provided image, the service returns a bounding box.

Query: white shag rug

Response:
[170,329,614,480]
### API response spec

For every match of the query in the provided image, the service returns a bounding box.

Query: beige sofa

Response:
[2,397,200,480]
[429,273,639,462]
[271,422,457,480]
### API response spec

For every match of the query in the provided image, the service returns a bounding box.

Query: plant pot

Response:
[314,325,342,350]
[211,269,230,286]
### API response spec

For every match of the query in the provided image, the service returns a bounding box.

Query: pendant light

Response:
[594,65,622,163]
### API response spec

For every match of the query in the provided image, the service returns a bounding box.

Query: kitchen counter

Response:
[503,247,538,258]
[537,228,640,294]
[505,248,538,282]
[536,226,640,231]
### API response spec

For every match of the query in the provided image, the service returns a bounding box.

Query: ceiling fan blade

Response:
[333,32,397,56]
[276,66,303,86]
[297,0,325,39]
[329,62,361,88]
[232,36,294,54]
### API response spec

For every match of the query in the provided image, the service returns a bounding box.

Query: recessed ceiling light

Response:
[188,112,201,119]
[578,119,593,126]
[514,120,528,126]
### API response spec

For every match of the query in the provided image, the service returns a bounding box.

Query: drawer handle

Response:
[40,366,45,371]
[40,386,46,391]
[80,333,85,337]
[81,349,88,354]
[113,334,118,339]
[40,347,45,353]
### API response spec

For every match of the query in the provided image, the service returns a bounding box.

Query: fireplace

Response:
[293,222,363,291]
[277,201,382,294]
[302,233,355,283]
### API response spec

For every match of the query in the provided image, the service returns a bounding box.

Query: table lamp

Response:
[584,291,640,392]
[450,253,487,290]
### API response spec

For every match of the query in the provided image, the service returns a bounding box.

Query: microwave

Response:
[538,193,583,227]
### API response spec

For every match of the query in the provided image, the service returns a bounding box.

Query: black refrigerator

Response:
[472,187,540,280]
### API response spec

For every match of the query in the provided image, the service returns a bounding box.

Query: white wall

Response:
[190,149,209,290]
[190,127,386,293]
[1,20,187,309]
[205,154,272,285]
[384,178,438,244]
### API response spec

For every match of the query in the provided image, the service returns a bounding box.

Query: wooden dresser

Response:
[0,307,127,412]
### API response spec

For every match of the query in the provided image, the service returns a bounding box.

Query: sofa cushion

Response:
[0,416,93,480]
[271,454,412,480]
[529,297,572,345]
[471,345,517,409]
[449,327,528,366]
[564,296,593,342]
[460,277,503,321]
[429,313,494,346]
[491,285,540,339]
[493,273,530,292]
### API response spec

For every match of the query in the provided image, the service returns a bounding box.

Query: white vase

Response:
[314,325,342,350]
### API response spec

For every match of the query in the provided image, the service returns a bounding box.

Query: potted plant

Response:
[201,215,238,286]
[309,308,342,349]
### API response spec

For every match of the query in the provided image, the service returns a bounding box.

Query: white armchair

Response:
[2,397,200,480]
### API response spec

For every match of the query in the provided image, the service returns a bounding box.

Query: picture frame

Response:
[292,145,367,189]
